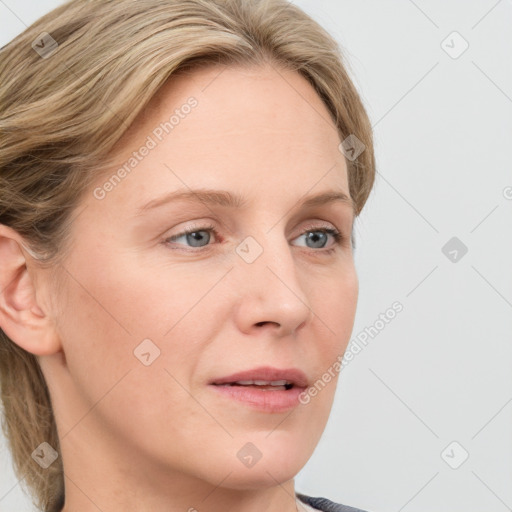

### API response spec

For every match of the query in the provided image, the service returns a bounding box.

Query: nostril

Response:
[255,321,279,327]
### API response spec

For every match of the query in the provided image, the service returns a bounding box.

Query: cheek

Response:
[55,250,216,398]
[301,264,358,411]
[61,247,189,340]
[52,261,204,447]
[51,254,158,409]
[312,263,358,350]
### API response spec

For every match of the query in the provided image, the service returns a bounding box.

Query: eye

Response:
[161,222,345,253]
[163,223,217,249]
[292,225,344,253]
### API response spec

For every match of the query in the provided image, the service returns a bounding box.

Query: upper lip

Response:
[210,366,309,388]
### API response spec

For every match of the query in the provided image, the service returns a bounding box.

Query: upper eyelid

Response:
[168,220,342,238]
[165,222,345,247]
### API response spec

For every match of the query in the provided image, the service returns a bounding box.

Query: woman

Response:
[0,0,376,511]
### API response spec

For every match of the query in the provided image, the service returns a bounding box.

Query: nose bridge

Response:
[236,226,295,287]
[233,226,312,333]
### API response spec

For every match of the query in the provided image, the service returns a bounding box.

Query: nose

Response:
[232,233,312,337]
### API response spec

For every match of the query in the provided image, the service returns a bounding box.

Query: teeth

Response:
[233,379,290,386]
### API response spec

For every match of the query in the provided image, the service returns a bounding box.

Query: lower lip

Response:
[209,384,306,413]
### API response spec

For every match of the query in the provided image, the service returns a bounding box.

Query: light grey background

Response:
[1,1,511,511]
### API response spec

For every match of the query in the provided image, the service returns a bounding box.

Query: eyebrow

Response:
[135,188,355,216]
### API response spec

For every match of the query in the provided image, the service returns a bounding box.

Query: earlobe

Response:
[0,225,61,356]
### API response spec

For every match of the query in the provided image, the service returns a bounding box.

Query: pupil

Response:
[307,231,326,248]
[188,231,210,247]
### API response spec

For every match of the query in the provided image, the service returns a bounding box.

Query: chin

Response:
[216,464,299,490]
[210,441,310,490]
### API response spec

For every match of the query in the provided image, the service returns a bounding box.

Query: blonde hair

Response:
[0,0,376,510]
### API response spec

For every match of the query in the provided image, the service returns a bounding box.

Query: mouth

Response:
[212,380,295,391]
[208,366,309,413]
[209,366,308,389]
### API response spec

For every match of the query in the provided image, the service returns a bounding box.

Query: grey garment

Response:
[296,492,370,512]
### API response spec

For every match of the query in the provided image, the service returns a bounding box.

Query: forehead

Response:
[90,62,350,213]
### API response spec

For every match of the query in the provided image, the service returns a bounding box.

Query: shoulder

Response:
[296,492,372,512]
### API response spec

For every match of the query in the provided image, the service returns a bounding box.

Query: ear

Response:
[0,224,61,355]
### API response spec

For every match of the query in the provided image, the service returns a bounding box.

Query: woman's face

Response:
[42,63,358,494]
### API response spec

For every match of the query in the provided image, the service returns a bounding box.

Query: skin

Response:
[0,62,358,512]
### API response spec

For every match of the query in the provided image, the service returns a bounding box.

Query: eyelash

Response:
[162,222,345,255]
